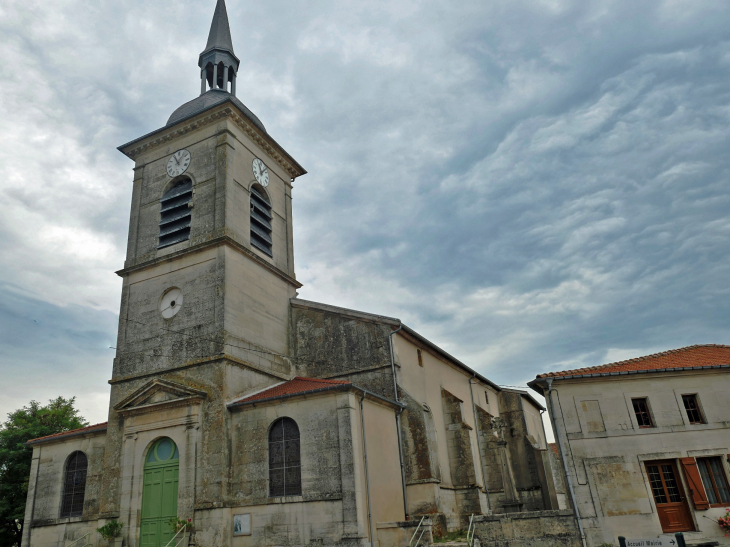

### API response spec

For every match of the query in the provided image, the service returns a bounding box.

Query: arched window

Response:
[250,185,273,257]
[61,451,88,517]
[269,418,301,497]
[159,178,192,248]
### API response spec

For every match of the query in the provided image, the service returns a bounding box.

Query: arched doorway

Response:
[140,438,179,547]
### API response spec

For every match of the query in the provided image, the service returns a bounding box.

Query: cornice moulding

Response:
[119,105,306,179]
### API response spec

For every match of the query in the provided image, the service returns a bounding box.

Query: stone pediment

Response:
[114,379,207,416]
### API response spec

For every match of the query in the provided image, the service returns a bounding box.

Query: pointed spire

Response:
[205,0,234,54]
[198,0,240,96]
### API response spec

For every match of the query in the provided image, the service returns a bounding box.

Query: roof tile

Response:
[537,344,730,379]
[28,422,108,444]
[231,377,351,405]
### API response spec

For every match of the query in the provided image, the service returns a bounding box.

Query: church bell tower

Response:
[99,0,306,516]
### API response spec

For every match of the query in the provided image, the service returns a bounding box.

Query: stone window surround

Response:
[672,389,708,427]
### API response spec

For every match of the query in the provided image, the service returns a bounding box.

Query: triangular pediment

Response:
[114,379,207,415]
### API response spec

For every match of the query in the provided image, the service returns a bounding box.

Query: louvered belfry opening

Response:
[61,451,88,517]
[250,185,273,257]
[159,178,193,248]
[269,417,301,497]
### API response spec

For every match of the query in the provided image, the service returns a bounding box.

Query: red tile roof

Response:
[537,344,730,379]
[27,422,108,445]
[231,377,351,405]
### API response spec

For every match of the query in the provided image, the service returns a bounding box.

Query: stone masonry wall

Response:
[473,510,581,547]
[291,305,395,399]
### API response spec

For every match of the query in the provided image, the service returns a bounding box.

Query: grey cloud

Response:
[1,0,729,424]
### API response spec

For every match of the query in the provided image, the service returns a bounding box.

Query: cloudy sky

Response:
[1,0,729,428]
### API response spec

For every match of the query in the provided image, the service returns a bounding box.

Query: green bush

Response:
[433,529,467,543]
[97,520,123,540]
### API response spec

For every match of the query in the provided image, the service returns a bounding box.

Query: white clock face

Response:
[167,149,191,177]
[252,158,269,187]
[159,287,183,319]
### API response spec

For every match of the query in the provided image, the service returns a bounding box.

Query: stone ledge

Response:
[377,519,433,529]
[475,509,575,522]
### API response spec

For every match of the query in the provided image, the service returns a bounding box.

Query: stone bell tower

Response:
[98,0,306,517]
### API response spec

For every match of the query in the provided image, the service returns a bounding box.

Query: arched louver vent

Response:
[250,186,273,257]
[159,179,192,249]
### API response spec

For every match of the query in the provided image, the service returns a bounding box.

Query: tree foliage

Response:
[0,397,88,547]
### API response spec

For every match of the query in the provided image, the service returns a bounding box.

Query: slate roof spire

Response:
[198,0,240,96]
[205,0,235,54]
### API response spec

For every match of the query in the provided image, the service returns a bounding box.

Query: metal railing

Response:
[164,527,187,547]
[408,516,426,547]
[466,514,475,547]
[66,532,91,547]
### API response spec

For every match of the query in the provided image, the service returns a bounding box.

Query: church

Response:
[21,2,559,546]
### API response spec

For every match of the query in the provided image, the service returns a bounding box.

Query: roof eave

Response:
[26,425,108,447]
[533,363,730,386]
[399,324,501,392]
[117,101,307,177]
[227,383,405,410]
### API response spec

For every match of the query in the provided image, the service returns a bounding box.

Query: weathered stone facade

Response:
[20,4,562,547]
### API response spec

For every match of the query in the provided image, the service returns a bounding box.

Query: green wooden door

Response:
[141,438,179,547]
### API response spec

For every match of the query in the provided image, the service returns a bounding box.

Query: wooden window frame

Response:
[632,397,655,428]
[681,394,705,425]
[696,456,730,507]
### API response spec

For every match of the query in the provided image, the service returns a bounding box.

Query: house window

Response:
[159,178,192,248]
[697,457,730,505]
[269,417,301,497]
[632,398,654,427]
[417,349,423,367]
[682,394,705,424]
[484,391,489,405]
[250,185,273,257]
[61,451,88,517]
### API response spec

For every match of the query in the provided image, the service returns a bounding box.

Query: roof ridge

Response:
[536,344,730,379]
[576,344,727,372]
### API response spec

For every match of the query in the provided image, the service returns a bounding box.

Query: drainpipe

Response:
[469,374,491,513]
[545,378,587,547]
[360,393,375,545]
[388,323,409,520]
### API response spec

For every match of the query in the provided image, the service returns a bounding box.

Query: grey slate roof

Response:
[205,0,234,54]
[166,89,266,133]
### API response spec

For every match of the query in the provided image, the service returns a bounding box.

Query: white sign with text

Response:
[624,538,677,547]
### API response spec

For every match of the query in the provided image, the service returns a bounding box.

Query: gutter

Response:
[389,323,410,520]
[469,373,491,513]
[542,378,587,547]
[360,393,375,545]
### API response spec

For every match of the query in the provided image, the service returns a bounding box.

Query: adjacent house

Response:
[529,345,730,547]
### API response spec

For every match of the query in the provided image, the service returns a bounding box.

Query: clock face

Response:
[252,158,269,187]
[167,149,191,177]
[159,287,183,319]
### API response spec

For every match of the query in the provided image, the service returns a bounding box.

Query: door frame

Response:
[644,459,695,533]
[140,437,181,547]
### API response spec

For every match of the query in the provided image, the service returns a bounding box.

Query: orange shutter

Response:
[680,457,709,510]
